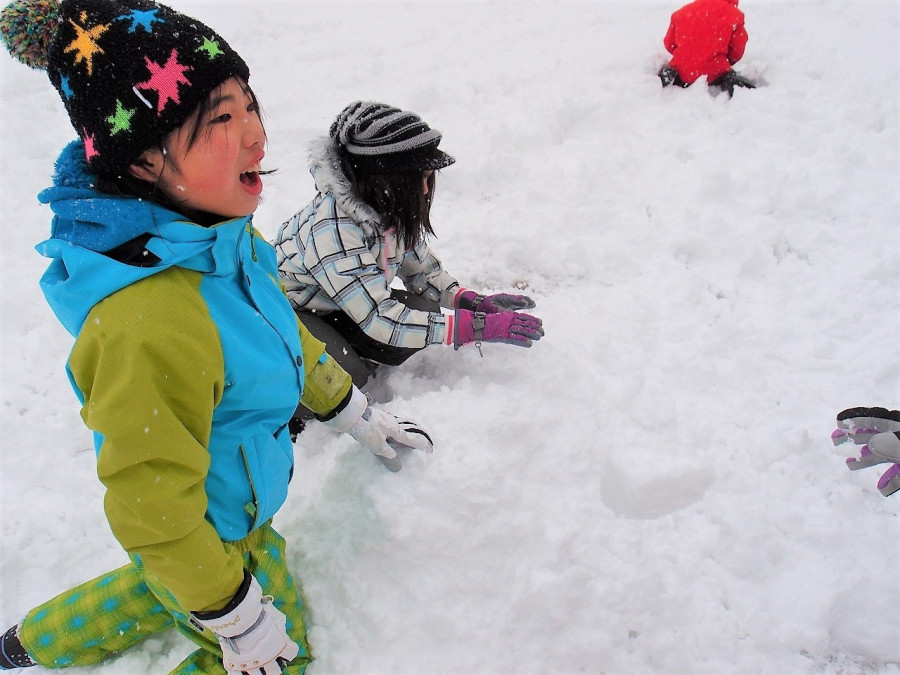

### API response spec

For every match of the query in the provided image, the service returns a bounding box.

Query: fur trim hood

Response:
[308,137,381,226]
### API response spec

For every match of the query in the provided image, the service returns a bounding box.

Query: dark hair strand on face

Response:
[353,170,437,249]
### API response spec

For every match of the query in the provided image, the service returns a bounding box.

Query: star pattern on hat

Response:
[134,49,194,116]
[64,15,111,77]
[24,0,250,173]
[83,129,99,162]
[107,100,136,136]
[121,9,162,33]
[197,37,225,60]
[59,76,74,100]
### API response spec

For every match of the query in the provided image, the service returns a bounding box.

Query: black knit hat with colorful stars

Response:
[0,0,249,175]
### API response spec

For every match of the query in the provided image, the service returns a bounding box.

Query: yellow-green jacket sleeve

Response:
[296,316,353,416]
[68,267,244,612]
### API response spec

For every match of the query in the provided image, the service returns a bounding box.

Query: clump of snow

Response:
[1,1,897,673]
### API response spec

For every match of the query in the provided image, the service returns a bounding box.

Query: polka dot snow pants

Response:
[16,523,311,673]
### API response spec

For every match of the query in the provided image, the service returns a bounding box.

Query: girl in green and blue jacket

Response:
[0,1,432,672]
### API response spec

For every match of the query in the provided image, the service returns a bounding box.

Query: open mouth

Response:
[240,170,260,187]
[240,154,265,194]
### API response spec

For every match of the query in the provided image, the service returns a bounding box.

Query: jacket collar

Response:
[38,139,189,253]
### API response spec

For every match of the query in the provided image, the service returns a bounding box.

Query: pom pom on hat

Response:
[0,0,61,70]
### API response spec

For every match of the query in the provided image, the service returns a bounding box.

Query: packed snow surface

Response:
[1,1,897,673]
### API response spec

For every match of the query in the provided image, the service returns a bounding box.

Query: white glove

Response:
[192,571,300,674]
[322,387,434,471]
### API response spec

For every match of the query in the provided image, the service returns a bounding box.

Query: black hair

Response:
[353,170,437,250]
[92,79,267,227]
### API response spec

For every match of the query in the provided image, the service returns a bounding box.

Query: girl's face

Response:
[422,170,434,195]
[131,77,265,222]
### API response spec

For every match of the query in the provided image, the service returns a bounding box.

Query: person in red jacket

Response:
[658,0,755,97]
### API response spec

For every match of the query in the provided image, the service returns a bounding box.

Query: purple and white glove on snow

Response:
[450,308,544,352]
[832,406,900,497]
[454,288,536,314]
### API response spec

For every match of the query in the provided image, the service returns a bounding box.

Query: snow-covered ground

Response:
[1,1,898,673]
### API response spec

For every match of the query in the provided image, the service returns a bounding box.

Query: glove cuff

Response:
[452,287,470,307]
[451,309,487,352]
[320,387,368,433]
[192,570,262,638]
[445,313,455,346]
[454,288,486,311]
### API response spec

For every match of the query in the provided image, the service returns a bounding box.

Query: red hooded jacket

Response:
[664,0,748,84]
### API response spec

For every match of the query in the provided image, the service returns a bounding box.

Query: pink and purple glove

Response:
[449,308,544,352]
[832,406,900,497]
[455,288,536,314]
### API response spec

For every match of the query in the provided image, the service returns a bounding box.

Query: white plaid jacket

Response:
[273,138,460,349]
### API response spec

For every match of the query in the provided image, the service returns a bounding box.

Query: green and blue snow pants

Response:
[16,523,311,673]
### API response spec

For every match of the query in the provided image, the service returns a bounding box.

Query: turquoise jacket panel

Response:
[37,140,306,541]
